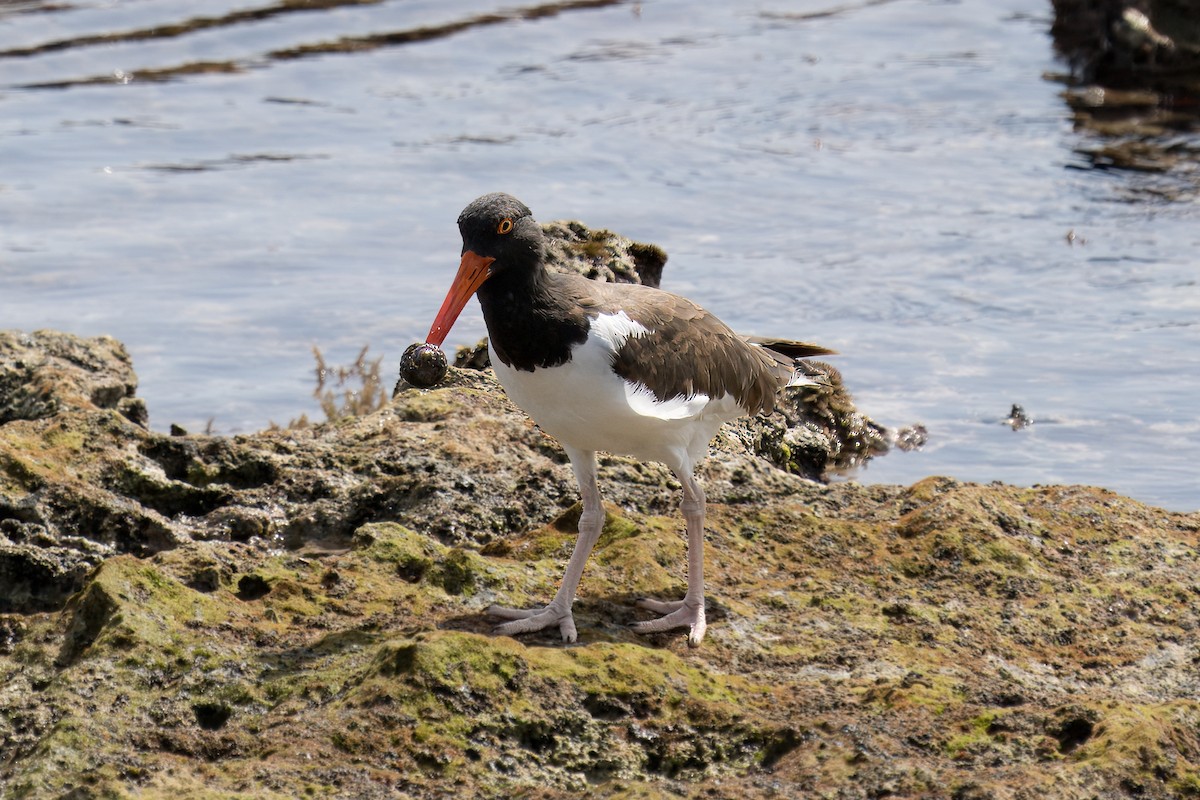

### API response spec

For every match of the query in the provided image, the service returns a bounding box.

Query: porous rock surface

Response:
[2,239,1199,797]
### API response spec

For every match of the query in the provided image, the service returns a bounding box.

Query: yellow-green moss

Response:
[359,629,754,724]
[943,709,1007,758]
[63,557,227,663]
[1074,701,1200,784]
[352,522,500,597]
[394,389,463,422]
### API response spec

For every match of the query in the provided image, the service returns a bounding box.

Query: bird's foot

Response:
[487,603,577,643]
[631,597,707,647]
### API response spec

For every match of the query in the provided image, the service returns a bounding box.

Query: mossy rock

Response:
[353,522,499,596]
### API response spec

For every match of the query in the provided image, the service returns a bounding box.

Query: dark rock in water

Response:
[398,342,448,389]
[1005,403,1034,431]
[733,361,892,477]
[894,423,929,452]
[1051,0,1200,183]
[1052,0,1200,88]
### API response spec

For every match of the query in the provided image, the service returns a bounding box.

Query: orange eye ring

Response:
[497,218,514,235]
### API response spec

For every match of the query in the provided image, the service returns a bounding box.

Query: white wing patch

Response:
[589,310,650,348]
[624,382,712,420]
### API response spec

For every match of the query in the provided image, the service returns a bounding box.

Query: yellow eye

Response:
[497,218,514,235]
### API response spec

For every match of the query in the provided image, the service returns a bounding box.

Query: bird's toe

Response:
[559,615,578,643]
[631,599,706,645]
[487,604,539,621]
[489,604,576,641]
[635,597,685,614]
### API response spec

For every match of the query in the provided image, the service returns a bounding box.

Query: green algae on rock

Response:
[3,329,1200,798]
[2,480,1198,798]
[0,329,146,426]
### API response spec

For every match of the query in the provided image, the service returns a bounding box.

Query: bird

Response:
[424,192,833,646]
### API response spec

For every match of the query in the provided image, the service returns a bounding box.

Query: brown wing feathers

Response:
[597,282,829,416]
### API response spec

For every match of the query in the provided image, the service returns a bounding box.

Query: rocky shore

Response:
[2,219,1199,798]
[2,341,1198,799]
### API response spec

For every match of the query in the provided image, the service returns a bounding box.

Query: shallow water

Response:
[1,0,1197,511]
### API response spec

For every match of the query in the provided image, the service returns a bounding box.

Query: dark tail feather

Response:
[744,335,837,359]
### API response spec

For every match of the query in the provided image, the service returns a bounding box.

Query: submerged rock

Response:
[1052,0,1200,93]
[1051,0,1200,188]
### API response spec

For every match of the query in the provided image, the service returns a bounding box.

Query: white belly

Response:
[491,318,745,470]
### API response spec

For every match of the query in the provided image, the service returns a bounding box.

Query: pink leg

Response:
[488,445,601,643]
[631,468,707,646]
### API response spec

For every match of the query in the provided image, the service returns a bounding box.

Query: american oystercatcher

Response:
[425,193,833,646]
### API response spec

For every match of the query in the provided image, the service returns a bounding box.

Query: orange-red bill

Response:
[426,251,496,346]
